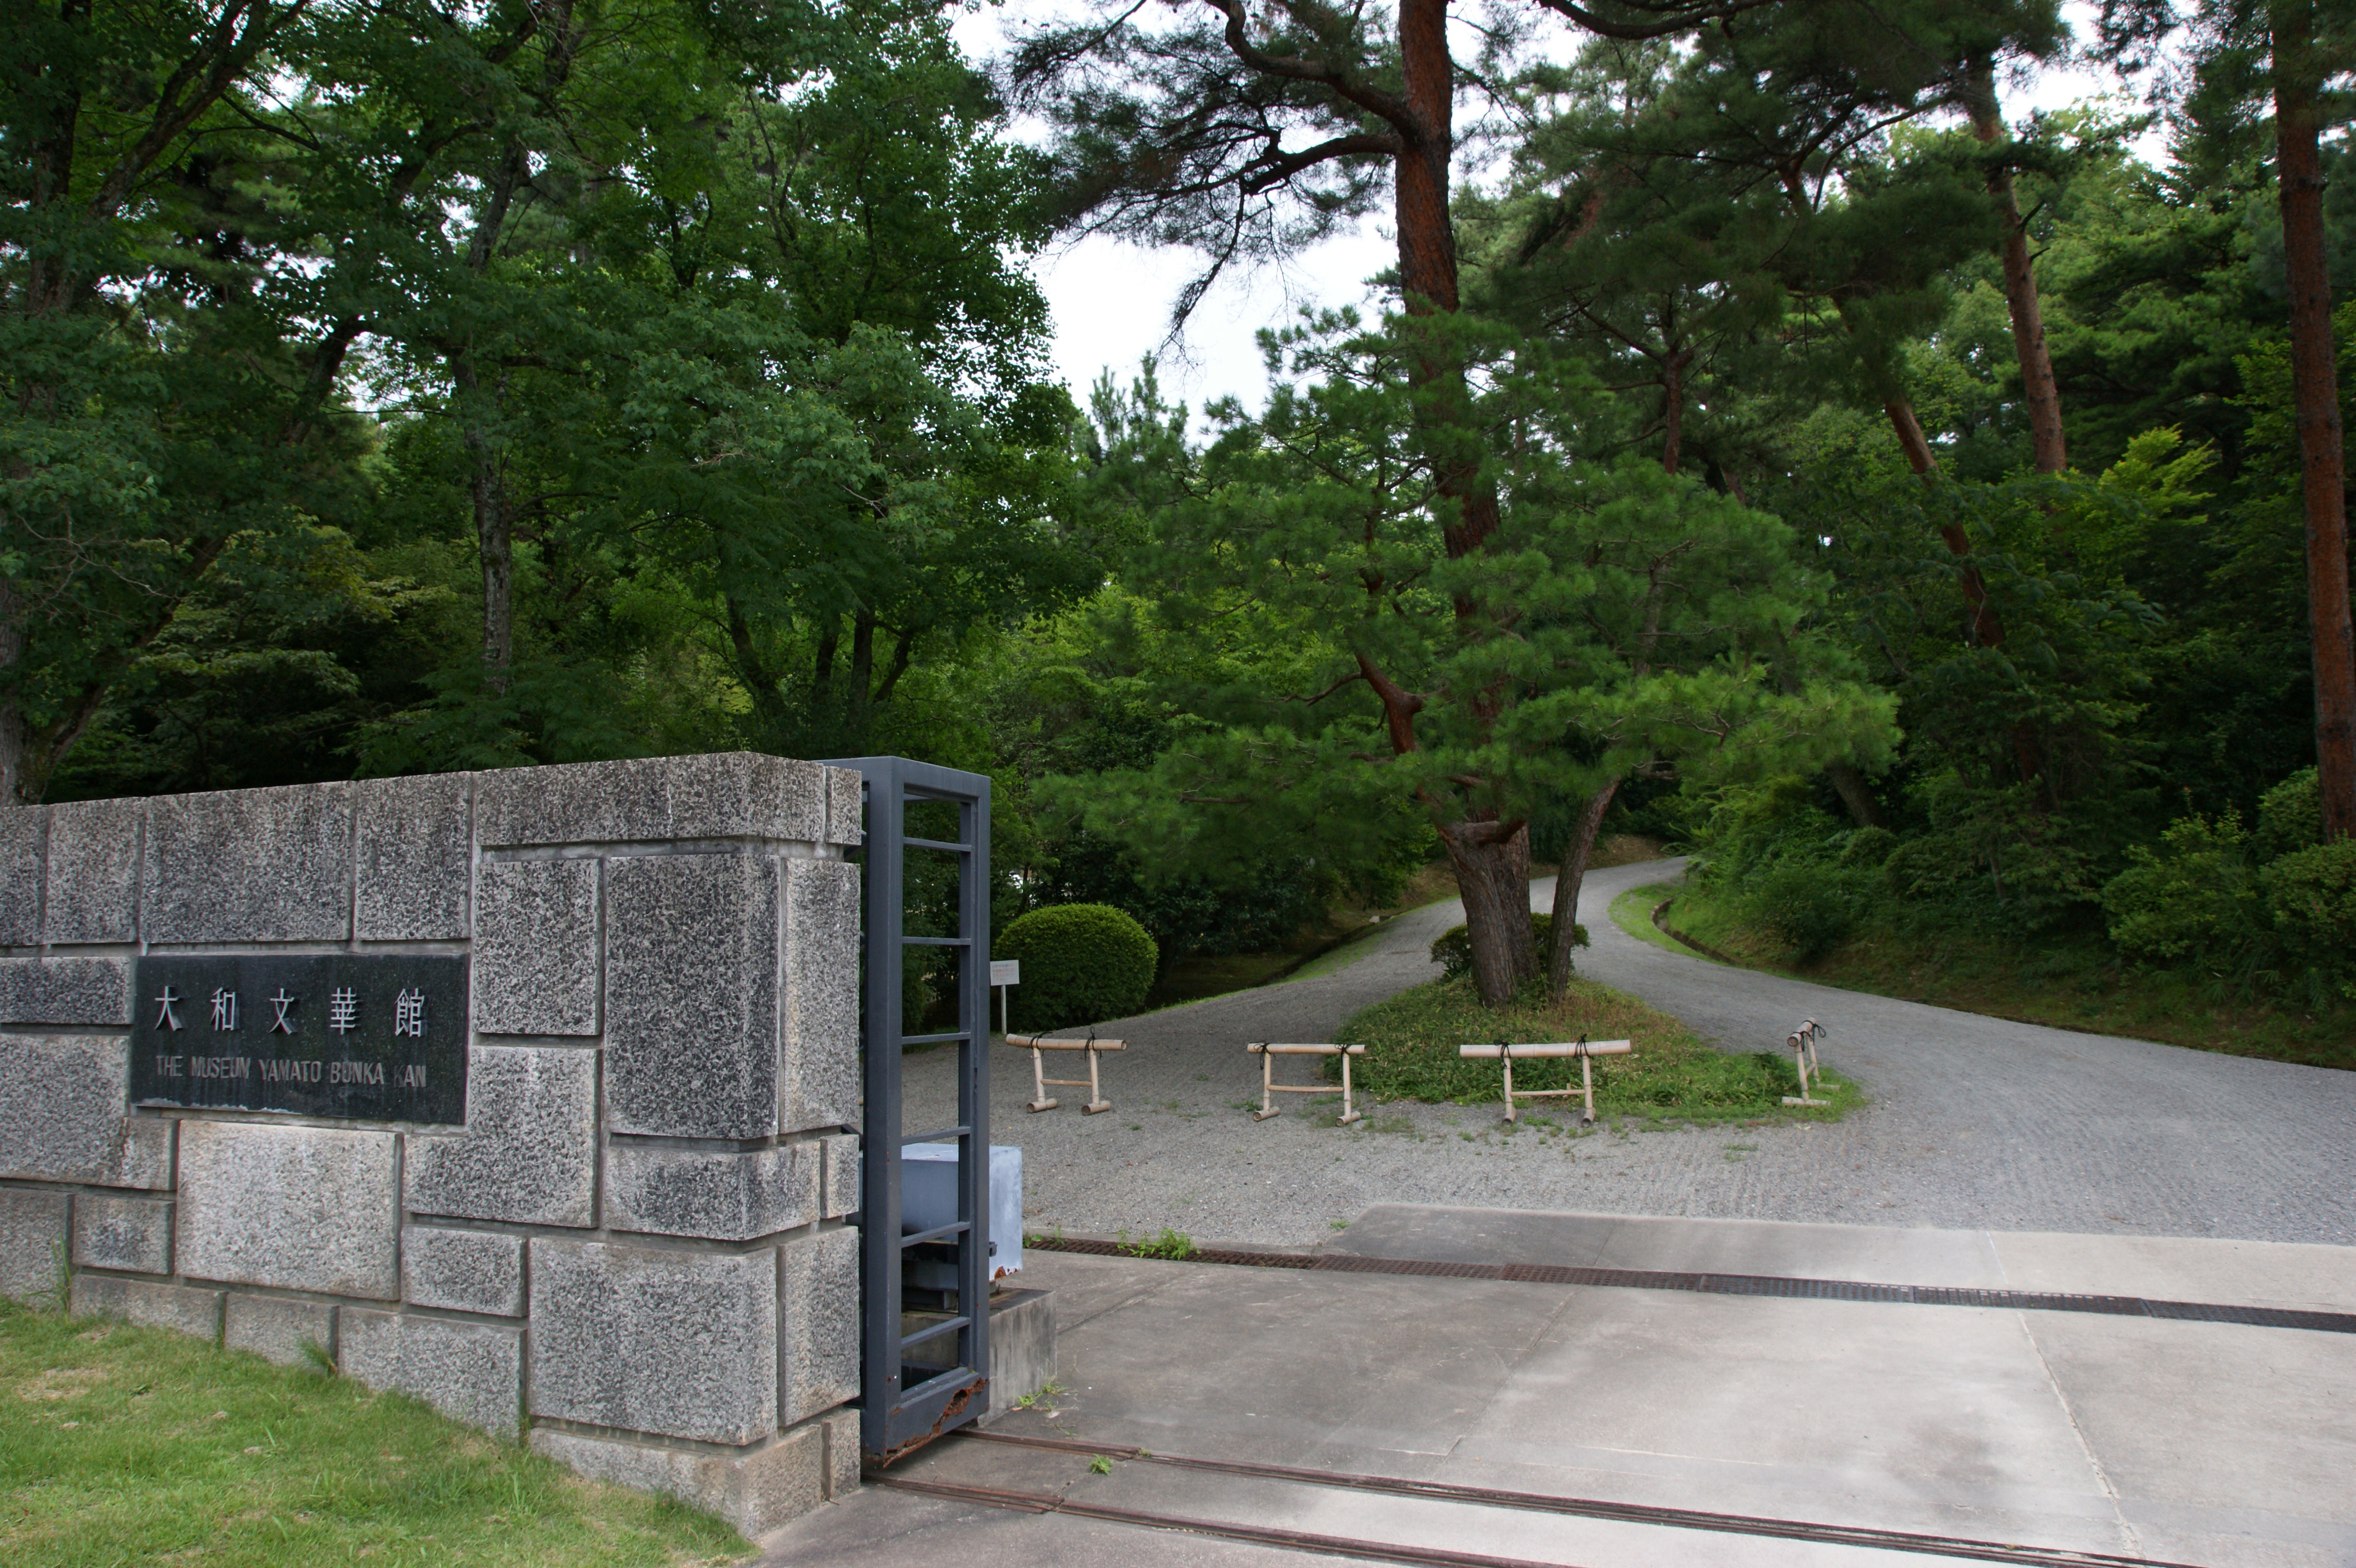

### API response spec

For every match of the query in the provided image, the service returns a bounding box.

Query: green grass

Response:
[0,1300,749,1567]
[1339,974,1857,1125]
[1652,880,2356,1073]
[1609,882,1713,961]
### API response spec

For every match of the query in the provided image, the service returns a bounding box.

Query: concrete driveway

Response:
[904,858,2356,1246]
[761,1207,2356,1567]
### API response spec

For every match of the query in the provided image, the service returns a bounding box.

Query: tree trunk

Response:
[1661,348,1692,476]
[1884,397,2007,649]
[1546,782,1618,999]
[2272,0,2356,841]
[1824,762,1888,830]
[1966,58,2068,475]
[456,365,515,696]
[0,579,25,806]
[1389,0,1527,995]
[1441,818,1536,1007]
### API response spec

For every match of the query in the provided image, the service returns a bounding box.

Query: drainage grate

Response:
[1023,1238,2356,1335]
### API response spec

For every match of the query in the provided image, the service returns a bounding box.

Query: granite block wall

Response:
[0,754,865,1537]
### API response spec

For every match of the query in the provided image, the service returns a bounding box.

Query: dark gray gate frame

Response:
[824,756,992,1466]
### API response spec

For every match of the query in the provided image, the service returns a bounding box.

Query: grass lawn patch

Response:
[1,1300,749,1567]
[1608,882,1712,961]
[1651,881,2356,1072]
[1341,974,1856,1125]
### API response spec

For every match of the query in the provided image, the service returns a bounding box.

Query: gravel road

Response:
[904,858,2356,1248]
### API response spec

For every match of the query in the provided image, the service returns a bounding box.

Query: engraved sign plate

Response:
[129,954,467,1123]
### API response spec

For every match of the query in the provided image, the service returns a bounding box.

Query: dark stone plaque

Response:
[128,954,467,1123]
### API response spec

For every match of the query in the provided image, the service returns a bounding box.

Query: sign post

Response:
[989,959,1019,1039]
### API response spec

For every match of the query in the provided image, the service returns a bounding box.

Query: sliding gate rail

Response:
[825,756,992,1466]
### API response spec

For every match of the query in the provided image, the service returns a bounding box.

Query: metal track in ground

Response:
[1024,1238,2356,1335]
[926,1429,2199,1568]
[874,1473,1591,1568]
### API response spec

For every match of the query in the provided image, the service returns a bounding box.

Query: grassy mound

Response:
[1,1300,747,1566]
[1340,974,1856,1124]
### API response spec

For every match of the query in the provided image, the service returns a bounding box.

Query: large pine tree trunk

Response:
[1442,818,1537,1006]
[1392,0,1526,993]
[1966,60,2068,475]
[2272,2,2356,841]
[1546,782,1618,999]
[1883,398,2008,649]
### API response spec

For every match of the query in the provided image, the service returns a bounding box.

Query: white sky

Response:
[951,2,2154,415]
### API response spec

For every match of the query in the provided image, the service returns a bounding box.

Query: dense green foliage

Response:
[1430,914,1586,983]
[4,1,2348,1025]
[996,902,1160,1031]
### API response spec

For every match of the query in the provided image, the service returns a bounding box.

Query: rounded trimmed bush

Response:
[996,903,1159,1033]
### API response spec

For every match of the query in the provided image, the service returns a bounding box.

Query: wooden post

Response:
[1083,1042,1109,1115]
[1245,1044,1365,1125]
[1005,1034,1126,1114]
[1782,1020,1829,1108]
[1027,1042,1055,1113]
[1458,1041,1633,1125]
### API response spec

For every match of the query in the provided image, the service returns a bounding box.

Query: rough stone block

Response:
[819,1408,861,1500]
[0,1188,70,1305]
[355,772,473,940]
[0,956,131,1025]
[822,766,864,848]
[176,1121,399,1298]
[782,857,860,1133]
[341,1309,522,1437]
[404,1045,595,1227]
[478,752,827,849]
[780,1226,860,1424]
[144,782,353,943]
[529,1239,777,1444]
[73,1194,173,1275]
[42,796,139,943]
[0,805,41,946]
[71,1273,223,1341]
[534,1424,823,1539]
[0,1034,169,1187]
[819,1133,859,1221]
[474,859,598,1035]
[402,1226,523,1316]
[605,853,779,1139]
[604,1141,816,1242]
[225,1294,337,1366]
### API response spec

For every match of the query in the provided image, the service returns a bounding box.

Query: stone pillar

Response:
[0,755,866,1535]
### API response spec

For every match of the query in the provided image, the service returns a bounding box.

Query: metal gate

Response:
[823,756,991,1467]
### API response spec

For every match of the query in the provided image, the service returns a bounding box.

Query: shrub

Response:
[996,903,1159,1032]
[1744,862,1866,962]
[2099,810,2262,968]
[2263,839,2356,996]
[1429,913,1586,982]
[1838,826,1899,868]
[2256,768,2324,860]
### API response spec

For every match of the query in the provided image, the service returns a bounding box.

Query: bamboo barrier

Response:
[1245,1043,1366,1125]
[1004,1032,1124,1114]
[1783,1018,1829,1107]
[1458,1039,1633,1124]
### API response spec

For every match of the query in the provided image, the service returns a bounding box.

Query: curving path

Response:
[906,859,2356,1247]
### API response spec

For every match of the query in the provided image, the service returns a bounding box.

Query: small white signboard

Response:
[990,960,1020,987]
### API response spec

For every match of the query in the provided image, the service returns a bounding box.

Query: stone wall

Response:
[0,754,866,1536]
